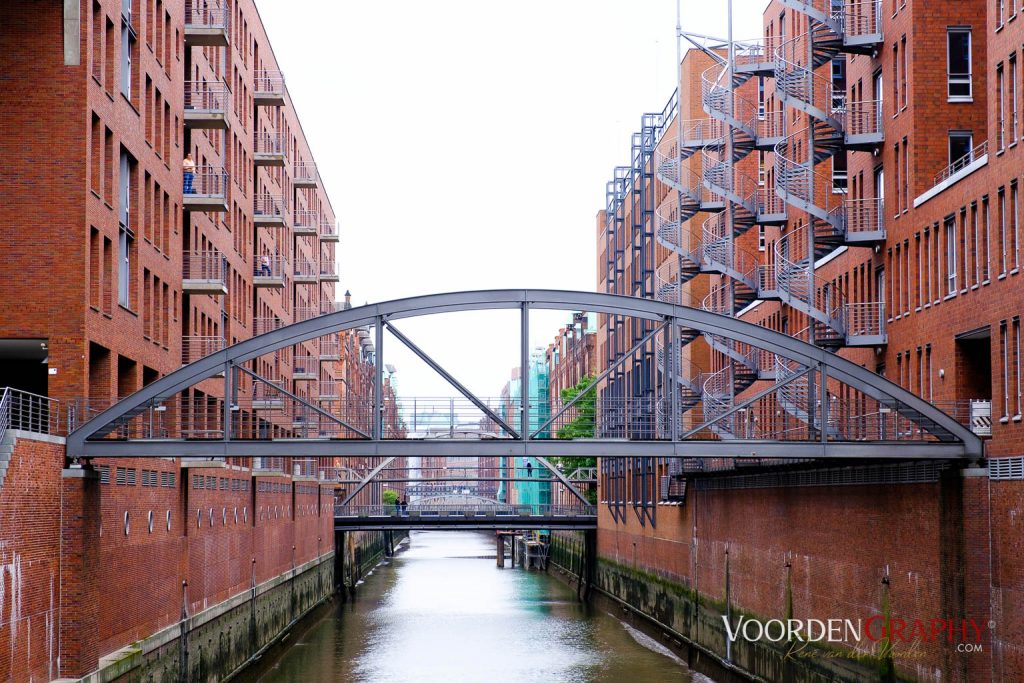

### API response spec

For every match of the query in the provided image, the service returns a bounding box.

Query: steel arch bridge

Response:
[67,289,982,466]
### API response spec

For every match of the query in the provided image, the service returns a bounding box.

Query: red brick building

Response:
[0,2,396,680]
[594,1,1023,679]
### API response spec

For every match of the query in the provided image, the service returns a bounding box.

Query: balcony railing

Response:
[183,166,228,211]
[320,257,339,281]
[251,379,286,409]
[318,380,340,401]
[253,254,287,287]
[254,132,287,166]
[182,336,224,365]
[845,197,885,239]
[931,400,992,437]
[293,356,318,380]
[293,209,319,235]
[321,300,345,315]
[182,250,227,294]
[184,1,229,46]
[295,306,320,322]
[254,193,286,225]
[934,140,988,186]
[294,162,318,187]
[844,302,886,342]
[253,317,285,336]
[320,217,339,242]
[319,337,340,360]
[294,259,318,283]
[846,99,883,139]
[254,70,286,105]
[184,81,228,129]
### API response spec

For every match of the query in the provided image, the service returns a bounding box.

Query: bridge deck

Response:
[333,504,597,531]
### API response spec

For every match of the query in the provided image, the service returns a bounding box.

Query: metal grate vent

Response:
[989,457,1024,480]
[694,462,948,491]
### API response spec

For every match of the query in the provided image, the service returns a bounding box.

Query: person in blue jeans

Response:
[182,153,195,194]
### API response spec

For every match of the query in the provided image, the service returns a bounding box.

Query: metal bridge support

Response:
[496,534,505,568]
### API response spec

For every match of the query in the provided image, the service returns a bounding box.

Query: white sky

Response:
[256,0,764,399]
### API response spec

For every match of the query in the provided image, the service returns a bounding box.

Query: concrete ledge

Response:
[12,429,66,445]
[62,465,99,479]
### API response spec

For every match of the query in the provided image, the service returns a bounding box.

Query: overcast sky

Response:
[256,0,764,399]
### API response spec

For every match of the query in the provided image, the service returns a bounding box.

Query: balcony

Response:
[183,166,228,212]
[182,336,223,365]
[253,254,286,288]
[321,300,344,315]
[254,132,287,167]
[293,356,318,381]
[319,337,340,361]
[184,81,228,129]
[293,209,319,236]
[320,257,339,282]
[254,193,286,227]
[294,162,318,188]
[184,1,229,47]
[844,302,887,346]
[254,70,286,106]
[252,379,286,410]
[295,306,320,322]
[845,198,885,243]
[253,317,285,336]
[294,259,318,284]
[320,217,339,242]
[845,100,884,150]
[182,250,227,295]
[318,380,340,401]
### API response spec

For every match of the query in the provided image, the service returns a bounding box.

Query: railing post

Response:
[374,316,383,440]
[520,302,529,439]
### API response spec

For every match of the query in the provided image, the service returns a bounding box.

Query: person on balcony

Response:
[182,153,196,194]
[259,255,272,277]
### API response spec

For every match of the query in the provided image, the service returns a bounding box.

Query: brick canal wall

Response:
[552,462,1022,682]
[0,433,376,682]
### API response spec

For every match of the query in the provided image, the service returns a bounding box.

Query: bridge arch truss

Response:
[67,289,982,462]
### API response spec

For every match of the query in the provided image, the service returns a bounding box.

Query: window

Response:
[948,131,974,166]
[119,0,136,99]
[947,29,973,100]
[893,143,901,214]
[758,225,766,251]
[1012,54,1019,143]
[998,0,1006,28]
[902,137,910,210]
[971,202,980,285]
[118,149,135,308]
[998,62,1006,150]
[1013,181,1020,269]
[1000,187,1008,275]
[893,43,900,111]
[900,35,908,109]
[983,196,992,281]
[874,167,885,231]
[832,154,848,193]
[945,216,958,294]
[1015,317,1023,418]
[1001,320,1010,420]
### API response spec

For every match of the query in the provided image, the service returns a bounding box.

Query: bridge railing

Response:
[335,503,597,518]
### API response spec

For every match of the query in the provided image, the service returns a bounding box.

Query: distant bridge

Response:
[334,499,597,531]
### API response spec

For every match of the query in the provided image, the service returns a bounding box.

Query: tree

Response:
[382,489,399,506]
[551,375,598,504]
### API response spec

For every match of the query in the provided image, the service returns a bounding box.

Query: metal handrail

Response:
[846,99,883,137]
[186,166,228,196]
[335,503,597,518]
[773,225,847,333]
[254,70,285,95]
[184,1,229,30]
[184,81,227,112]
[294,161,318,182]
[845,197,885,236]
[254,193,286,218]
[183,250,226,282]
[255,131,288,156]
[320,218,338,239]
[182,336,224,364]
[320,257,338,278]
[253,316,285,335]
[0,388,9,445]
[253,254,287,279]
[293,259,317,280]
[293,209,319,230]
[934,140,988,186]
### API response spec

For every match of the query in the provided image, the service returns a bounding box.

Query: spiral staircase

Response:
[772,1,886,348]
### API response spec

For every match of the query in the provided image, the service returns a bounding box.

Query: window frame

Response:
[947,28,974,102]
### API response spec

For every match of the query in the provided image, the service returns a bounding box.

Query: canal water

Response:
[247,530,708,682]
